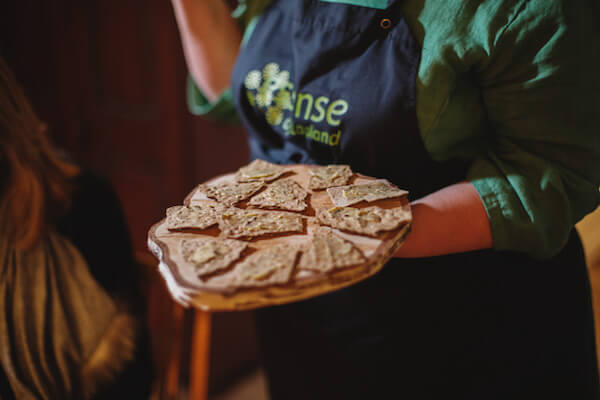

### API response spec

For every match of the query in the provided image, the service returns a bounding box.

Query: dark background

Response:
[1,0,259,396]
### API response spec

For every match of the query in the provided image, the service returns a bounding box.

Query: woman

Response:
[172,0,600,398]
[0,58,152,399]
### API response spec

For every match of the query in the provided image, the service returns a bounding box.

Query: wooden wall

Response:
[1,0,259,395]
[1,0,249,252]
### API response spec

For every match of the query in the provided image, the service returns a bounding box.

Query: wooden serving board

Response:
[148,164,411,311]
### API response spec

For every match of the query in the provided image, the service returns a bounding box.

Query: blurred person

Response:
[0,57,152,399]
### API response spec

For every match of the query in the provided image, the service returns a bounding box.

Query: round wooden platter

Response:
[147,164,411,311]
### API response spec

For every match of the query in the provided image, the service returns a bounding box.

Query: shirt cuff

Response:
[469,176,517,255]
[186,76,240,123]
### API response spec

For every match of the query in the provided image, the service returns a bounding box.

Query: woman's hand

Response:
[394,182,493,258]
[171,0,242,101]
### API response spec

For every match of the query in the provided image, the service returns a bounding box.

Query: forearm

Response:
[394,182,493,258]
[171,0,241,101]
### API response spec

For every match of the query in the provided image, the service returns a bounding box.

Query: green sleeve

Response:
[467,0,600,258]
[186,0,271,122]
[187,77,239,123]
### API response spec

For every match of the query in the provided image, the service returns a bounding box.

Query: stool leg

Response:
[189,310,212,400]
[164,303,185,400]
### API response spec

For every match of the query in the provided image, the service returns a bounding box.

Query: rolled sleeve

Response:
[467,0,600,258]
[186,76,240,123]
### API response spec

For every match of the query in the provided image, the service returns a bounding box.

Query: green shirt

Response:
[187,0,600,259]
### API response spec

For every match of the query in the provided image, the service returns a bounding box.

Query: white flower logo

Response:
[256,87,273,108]
[263,63,280,80]
[244,70,262,90]
[244,63,295,127]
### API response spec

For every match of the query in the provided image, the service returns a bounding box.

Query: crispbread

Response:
[201,181,264,206]
[218,208,304,239]
[149,162,413,311]
[327,179,408,207]
[298,227,365,272]
[308,165,353,190]
[166,204,224,231]
[180,238,247,277]
[235,159,287,182]
[248,178,308,212]
[316,204,411,236]
[230,244,300,288]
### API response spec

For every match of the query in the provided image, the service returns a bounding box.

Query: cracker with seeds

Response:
[218,208,304,239]
[166,204,224,231]
[235,159,287,183]
[180,238,247,276]
[316,205,411,236]
[327,179,408,207]
[298,227,365,272]
[230,244,300,288]
[308,165,353,190]
[248,178,308,212]
[149,163,413,311]
[201,181,264,206]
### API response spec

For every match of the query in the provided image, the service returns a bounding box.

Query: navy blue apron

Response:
[230,1,599,398]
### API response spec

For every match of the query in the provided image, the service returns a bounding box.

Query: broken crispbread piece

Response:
[248,178,308,212]
[316,204,411,237]
[327,179,408,207]
[180,238,247,277]
[231,244,300,288]
[201,181,264,206]
[308,165,353,190]
[298,227,365,273]
[218,208,304,239]
[149,163,414,311]
[235,159,287,183]
[166,204,224,231]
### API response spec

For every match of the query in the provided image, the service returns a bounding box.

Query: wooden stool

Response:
[138,252,212,400]
[163,307,212,400]
[189,311,212,400]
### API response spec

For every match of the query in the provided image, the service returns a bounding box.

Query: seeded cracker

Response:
[180,238,248,276]
[316,204,411,236]
[218,208,304,239]
[235,159,287,182]
[248,178,308,212]
[201,181,264,206]
[298,227,365,272]
[231,244,300,288]
[327,179,408,207]
[308,165,353,190]
[166,204,224,231]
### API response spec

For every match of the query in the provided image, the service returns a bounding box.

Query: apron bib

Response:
[230,1,599,398]
[231,0,467,199]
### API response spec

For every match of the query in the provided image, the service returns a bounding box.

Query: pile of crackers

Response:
[161,160,411,293]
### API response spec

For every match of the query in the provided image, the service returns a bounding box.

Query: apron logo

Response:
[244,63,349,147]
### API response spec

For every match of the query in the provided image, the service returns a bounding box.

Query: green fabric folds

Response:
[186,0,600,258]
[187,76,239,124]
